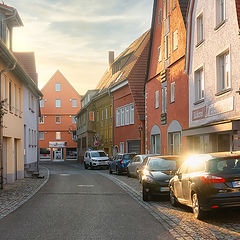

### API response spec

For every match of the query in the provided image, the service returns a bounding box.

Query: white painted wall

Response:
[188,0,240,128]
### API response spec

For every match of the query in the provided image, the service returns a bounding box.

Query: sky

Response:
[5,0,154,95]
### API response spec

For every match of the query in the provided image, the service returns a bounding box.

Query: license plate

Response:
[160,187,169,192]
[233,181,240,188]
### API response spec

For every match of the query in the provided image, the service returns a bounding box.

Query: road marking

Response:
[77,185,94,187]
[59,174,70,176]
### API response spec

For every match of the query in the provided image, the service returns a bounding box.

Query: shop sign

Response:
[192,106,206,121]
[49,141,67,148]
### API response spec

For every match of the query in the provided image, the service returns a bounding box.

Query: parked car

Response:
[127,154,158,178]
[169,152,240,219]
[141,155,180,202]
[83,150,109,169]
[109,153,136,175]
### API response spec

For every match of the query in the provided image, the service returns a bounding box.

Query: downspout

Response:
[36,96,42,173]
[0,62,16,189]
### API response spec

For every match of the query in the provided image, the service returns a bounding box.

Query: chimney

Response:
[108,51,114,66]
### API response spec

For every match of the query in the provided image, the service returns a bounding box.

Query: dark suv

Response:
[169,152,240,219]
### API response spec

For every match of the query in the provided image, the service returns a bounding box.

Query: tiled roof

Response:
[0,3,23,26]
[179,0,190,26]
[14,52,38,85]
[236,0,240,29]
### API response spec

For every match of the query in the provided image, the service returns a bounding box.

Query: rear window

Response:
[123,154,135,160]
[208,158,240,174]
[91,152,106,157]
[147,158,176,171]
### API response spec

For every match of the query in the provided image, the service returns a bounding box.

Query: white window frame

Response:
[217,51,230,92]
[56,83,61,92]
[158,46,162,62]
[56,99,61,108]
[197,14,203,44]
[40,99,44,108]
[116,109,120,127]
[72,99,78,108]
[169,132,181,154]
[173,30,178,51]
[125,105,130,125]
[164,34,170,60]
[130,104,134,124]
[155,91,159,109]
[121,107,125,126]
[162,87,167,113]
[56,115,61,124]
[170,82,175,103]
[195,68,204,101]
[39,131,44,140]
[56,132,61,140]
[216,0,225,26]
[39,116,44,124]
[120,142,124,153]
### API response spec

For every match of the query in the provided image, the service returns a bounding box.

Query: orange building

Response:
[38,70,81,161]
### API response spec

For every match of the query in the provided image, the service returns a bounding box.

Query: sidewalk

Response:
[0,167,49,219]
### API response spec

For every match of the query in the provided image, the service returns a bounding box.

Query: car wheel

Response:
[169,189,178,207]
[127,169,130,177]
[90,163,94,170]
[192,193,205,220]
[142,186,150,202]
[109,166,112,174]
[84,162,87,169]
[116,166,121,175]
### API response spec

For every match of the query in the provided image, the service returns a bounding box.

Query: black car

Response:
[141,156,180,201]
[169,152,240,219]
[109,153,136,175]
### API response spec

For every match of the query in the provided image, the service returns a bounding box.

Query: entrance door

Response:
[53,148,63,161]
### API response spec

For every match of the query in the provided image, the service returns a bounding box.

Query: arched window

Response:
[167,120,182,154]
[150,125,161,154]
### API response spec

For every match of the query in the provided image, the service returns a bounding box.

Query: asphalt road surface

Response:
[0,161,173,240]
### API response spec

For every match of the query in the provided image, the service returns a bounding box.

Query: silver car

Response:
[127,154,158,178]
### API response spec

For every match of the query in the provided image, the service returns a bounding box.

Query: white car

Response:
[84,150,109,169]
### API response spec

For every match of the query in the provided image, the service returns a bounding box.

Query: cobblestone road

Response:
[99,170,240,240]
[0,167,49,219]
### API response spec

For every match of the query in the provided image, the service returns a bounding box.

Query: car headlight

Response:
[142,175,154,183]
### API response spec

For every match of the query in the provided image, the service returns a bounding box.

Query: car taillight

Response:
[200,174,226,183]
[120,159,124,164]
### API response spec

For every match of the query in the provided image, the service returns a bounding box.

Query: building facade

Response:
[0,3,42,184]
[145,0,189,155]
[184,0,240,153]
[39,70,81,161]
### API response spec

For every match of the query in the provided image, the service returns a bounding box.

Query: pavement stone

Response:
[0,167,49,219]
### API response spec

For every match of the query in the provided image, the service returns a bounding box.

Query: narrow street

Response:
[0,162,172,240]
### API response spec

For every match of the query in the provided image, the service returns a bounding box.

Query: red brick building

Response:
[39,70,81,161]
[110,31,150,155]
[145,0,189,155]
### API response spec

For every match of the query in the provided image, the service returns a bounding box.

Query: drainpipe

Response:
[36,96,42,173]
[0,62,16,189]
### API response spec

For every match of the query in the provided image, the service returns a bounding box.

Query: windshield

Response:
[208,158,240,174]
[147,158,176,171]
[123,154,135,160]
[91,152,106,157]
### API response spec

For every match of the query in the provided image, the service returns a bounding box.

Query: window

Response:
[14,83,16,114]
[105,108,108,120]
[116,109,121,127]
[125,105,130,125]
[120,142,124,153]
[89,111,94,121]
[195,68,204,101]
[29,129,31,146]
[56,99,61,108]
[56,132,61,140]
[121,108,125,126]
[1,74,5,100]
[197,14,203,44]
[164,34,170,59]
[72,116,76,124]
[163,0,169,19]
[217,51,230,92]
[40,99,44,108]
[56,116,61,124]
[130,104,134,124]
[216,0,225,26]
[72,99,78,107]
[97,111,99,121]
[39,116,44,124]
[170,82,175,103]
[162,87,167,113]
[56,83,61,91]
[155,91,159,108]
[102,110,104,120]
[158,9,162,25]
[18,88,21,115]
[151,134,161,154]
[158,46,162,62]
[169,132,181,154]
[9,81,11,112]
[173,30,178,51]
[39,132,44,140]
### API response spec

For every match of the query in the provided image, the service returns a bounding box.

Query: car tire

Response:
[109,166,112,174]
[142,186,150,202]
[116,166,121,175]
[90,163,94,170]
[84,162,87,169]
[169,189,178,207]
[192,193,205,220]
[127,169,130,177]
